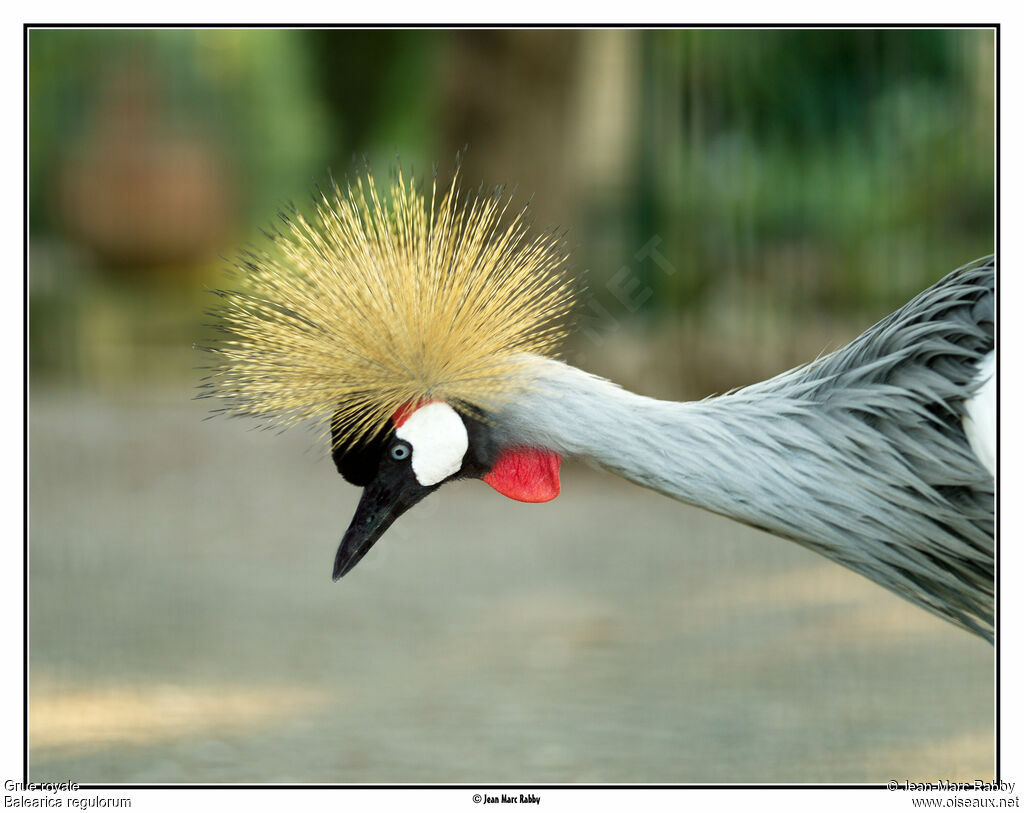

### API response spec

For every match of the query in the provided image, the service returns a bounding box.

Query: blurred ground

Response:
[28,385,993,785]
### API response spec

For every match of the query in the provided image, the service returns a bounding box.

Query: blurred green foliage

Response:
[29,29,332,230]
[305,30,441,170]
[631,29,993,315]
[27,28,994,390]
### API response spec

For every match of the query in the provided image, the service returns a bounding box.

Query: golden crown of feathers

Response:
[201,164,577,450]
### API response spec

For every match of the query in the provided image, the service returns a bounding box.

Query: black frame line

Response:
[22,18,999,790]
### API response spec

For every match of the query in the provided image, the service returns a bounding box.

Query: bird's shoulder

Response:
[793,255,994,400]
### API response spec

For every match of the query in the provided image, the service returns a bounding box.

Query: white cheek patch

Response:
[395,402,469,486]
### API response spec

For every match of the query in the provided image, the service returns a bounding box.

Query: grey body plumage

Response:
[493,256,995,640]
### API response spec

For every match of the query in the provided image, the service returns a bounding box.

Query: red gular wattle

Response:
[483,447,561,502]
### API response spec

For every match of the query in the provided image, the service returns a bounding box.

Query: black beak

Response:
[332,477,432,581]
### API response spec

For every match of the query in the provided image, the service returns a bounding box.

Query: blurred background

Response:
[28,28,995,783]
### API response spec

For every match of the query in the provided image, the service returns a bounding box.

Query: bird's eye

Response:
[390,442,411,461]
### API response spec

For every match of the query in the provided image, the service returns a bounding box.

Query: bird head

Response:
[331,399,560,579]
[202,160,574,579]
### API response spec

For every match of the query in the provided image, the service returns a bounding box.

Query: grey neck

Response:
[490,355,993,640]
[492,356,818,534]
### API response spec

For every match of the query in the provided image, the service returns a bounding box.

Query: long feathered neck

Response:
[492,357,824,525]
[491,355,993,640]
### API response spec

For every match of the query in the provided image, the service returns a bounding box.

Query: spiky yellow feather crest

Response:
[203,166,576,450]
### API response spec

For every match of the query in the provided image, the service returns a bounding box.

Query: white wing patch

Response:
[962,351,995,477]
[395,402,469,486]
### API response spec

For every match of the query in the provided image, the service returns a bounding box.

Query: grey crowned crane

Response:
[204,167,995,641]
